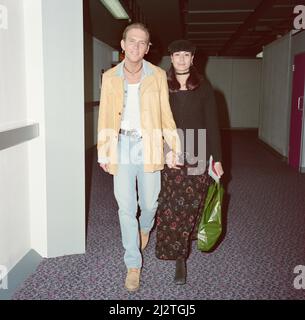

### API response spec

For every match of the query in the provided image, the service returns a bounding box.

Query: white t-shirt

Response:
[120,83,141,134]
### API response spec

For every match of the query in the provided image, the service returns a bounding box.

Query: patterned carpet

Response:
[13,130,305,300]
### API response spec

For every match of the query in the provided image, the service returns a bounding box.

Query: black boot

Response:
[174,258,186,285]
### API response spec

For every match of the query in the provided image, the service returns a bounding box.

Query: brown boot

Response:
[125,268,140,292]
[140,231,149,251]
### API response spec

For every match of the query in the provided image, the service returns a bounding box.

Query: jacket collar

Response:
[110,59,156,96]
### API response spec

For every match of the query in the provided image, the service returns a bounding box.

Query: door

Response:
[288,52,305,170]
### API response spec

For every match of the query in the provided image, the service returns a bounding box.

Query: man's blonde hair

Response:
[122,22,151,45]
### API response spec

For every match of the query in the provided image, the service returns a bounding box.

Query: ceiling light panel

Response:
[100,0,129,19]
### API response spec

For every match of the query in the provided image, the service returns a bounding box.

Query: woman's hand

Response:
[214,162,224,178]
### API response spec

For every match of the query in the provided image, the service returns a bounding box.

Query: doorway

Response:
[288,52,305,170]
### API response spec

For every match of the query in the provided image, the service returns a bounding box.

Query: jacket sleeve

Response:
[203,81,222,162]
[159,70,181,155]
[97,74,111,164]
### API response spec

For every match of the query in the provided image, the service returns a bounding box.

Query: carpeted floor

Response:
[13,130,305,300]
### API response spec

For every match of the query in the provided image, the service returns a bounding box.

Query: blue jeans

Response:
[113,134,161,269]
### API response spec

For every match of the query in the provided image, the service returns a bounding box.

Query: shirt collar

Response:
[116,59,153,78]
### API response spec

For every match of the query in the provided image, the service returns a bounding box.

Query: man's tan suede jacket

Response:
[97,60,181,175]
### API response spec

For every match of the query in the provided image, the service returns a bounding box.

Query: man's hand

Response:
[99,163,109,173]
[166,151,182,169]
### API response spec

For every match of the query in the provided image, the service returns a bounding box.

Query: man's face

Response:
[121,28,150,63]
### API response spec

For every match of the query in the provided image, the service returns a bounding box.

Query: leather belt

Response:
[119,129,142,139]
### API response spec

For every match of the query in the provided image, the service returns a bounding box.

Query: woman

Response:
[155,39,224,284]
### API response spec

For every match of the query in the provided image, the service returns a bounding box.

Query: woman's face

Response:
[171,51,194,73]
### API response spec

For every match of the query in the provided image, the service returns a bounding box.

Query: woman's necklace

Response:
[176,71,190,75]
[124,63,143,75]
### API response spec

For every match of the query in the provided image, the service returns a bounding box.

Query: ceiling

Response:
[88,0,302,58]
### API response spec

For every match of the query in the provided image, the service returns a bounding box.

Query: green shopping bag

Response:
[197,181,224,251]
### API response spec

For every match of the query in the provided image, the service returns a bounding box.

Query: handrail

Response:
[0,123,39,151]
[85,101,99,108]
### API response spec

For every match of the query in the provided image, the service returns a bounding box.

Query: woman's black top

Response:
[169,78,222,163]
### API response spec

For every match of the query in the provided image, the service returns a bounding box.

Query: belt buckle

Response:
[125,129,138,139]
[130,130,138,139]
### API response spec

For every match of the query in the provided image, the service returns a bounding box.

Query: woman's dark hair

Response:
[167,63,201,92]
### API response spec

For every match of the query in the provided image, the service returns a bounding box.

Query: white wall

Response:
[291,30,305,58]
[23,0,48,257]
[259,33,292,157]
[205,58,261,128]
[0,144,31,274]
[230,59,261,128]
[41,0,85,257]
[85,35,115,149]
[0,0,86,278]
[206,58,234,128]
[93,38,114,101]
[0,0,31,273]
[159,56,171,71]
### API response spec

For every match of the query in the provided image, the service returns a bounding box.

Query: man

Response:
[97,23,181,292]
